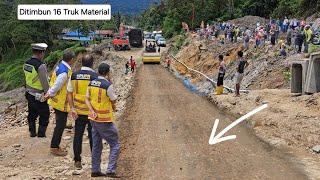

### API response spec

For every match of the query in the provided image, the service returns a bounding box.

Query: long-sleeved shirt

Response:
[47,60,71,97]
[25,57,49,94]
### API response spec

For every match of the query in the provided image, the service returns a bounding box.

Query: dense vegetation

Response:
[1,0,319,91]
[81,0,160,15]
[139,0,320,38]
[0,0,122,91]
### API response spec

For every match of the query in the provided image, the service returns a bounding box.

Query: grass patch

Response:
[45,43,87,70]
[170,34,187,56]
[0,96,10,101]
[309,44,320,54]
[0,41,87,91]
[283,69,291,83]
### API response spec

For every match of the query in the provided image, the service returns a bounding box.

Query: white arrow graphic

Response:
[209,104,268,145]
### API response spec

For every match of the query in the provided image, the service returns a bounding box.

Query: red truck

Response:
[112,36,130,51]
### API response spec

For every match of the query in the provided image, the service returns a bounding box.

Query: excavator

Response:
[142,39,160,64]
[112,35,130,51]
[112,23,130,51]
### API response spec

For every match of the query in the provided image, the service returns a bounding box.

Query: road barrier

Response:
[170,54,249,93]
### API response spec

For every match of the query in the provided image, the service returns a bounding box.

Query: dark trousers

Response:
[50,109,68,148]
[131,67,135,73]
[25,92,49,136]
[217,72,225,86]
[73,115,93,162]
[271,36,276,45]
[297,44,302,53]
[287,37,292,46]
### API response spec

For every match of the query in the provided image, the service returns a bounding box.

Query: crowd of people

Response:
[198,17,319,56]
[23,43,121,178]
[195,17,320,96]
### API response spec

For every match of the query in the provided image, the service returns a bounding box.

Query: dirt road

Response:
[118,65,307,179]
[0,47,141,179]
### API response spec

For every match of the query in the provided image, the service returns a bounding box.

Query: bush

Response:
[52,40,79,51]
[309,44,320,54]
[44,50,63,69]
[0,42,86,91]
[0,58,25,90]
[172,35,186,51]
[283,70,291,83]
[45,44,86,69]
[73,47,87,54]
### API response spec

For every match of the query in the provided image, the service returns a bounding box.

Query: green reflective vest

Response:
[23,58,43,91]
[304,29,313,43]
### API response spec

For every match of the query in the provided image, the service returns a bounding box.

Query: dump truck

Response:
[128,29,143,48]
[142,39,160,64]
[112,36,130,51]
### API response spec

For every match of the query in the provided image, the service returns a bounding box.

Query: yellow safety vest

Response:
[23,58,45,91]
[71,69,98,115]
[88,78,114,122]
[304,29,313,42]
[48,62,72,112]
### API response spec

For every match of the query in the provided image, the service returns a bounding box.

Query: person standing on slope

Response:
[67,54,98,169]
[85,63,120,178]
[234,51,249,97]
[23,43,50,138]
[46,49,75,156]
[215,54,226,95]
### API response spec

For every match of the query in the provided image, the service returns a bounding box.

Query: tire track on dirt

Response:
[118,65,307,180]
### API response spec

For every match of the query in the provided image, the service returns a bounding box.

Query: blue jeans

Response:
[91,121,120,173]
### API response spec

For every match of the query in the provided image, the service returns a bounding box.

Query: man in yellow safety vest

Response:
[85,63,120,178]
[67,54,98,169]
[303,25,313,53]
[46,49,75,156]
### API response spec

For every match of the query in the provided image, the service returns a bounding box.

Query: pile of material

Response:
[228,15,269,29]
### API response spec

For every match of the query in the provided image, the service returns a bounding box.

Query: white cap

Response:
[31,43,48,51]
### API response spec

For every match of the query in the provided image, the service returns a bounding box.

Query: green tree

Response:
[272,0,300,18]
[163,9,181,38]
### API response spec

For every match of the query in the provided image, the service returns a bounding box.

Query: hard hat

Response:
[31,43,48,51]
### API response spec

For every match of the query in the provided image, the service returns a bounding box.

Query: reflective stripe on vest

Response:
[72,79,91,115]
[88,81,114,122]
[23,63,43,90]
[71,70,98,115]
[48,63,71,112]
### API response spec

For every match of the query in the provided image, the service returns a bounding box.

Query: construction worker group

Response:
[23,43,120,178]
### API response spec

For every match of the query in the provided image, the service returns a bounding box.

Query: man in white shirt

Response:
[46,49,75,156]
